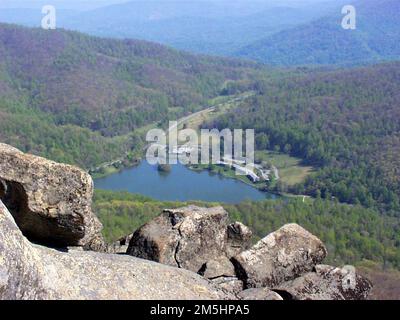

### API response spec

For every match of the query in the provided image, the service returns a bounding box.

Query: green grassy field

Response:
[255,150,314,186]
[178,94,314,189]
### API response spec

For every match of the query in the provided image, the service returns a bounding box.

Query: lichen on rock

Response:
[0,200,234,300]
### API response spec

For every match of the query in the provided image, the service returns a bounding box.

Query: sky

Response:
[0,0,338,8]
[0,0,341,14]
[0,1,130,10]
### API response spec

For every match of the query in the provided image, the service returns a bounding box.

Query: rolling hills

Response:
[0,23,261,168]
[0,0,347,56]
[2,1,398,66]
[207,62,400,214]
[237,0,400,66]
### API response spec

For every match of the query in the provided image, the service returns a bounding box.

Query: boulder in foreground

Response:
[274,264,372,300]
[231,223,327,288]
[0,143,103,249]
[0,201,233,300]
[128,206,235,274]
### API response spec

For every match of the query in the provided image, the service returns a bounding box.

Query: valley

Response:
[0,22,263,169]
[1,6,400,300]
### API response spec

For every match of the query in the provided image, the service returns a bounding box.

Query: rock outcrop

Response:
[127,206,246,276]
[0,201,233,300]
[211,277,244,295]
[231,224,328,288]
[126,208,371,300]
[238,288,283,301]
[0,143,372,300]
[273,265,372,300]
[0,143,103,249]
[226,222,253,257]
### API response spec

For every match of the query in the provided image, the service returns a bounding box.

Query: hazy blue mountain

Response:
[2,0,397,65]
[0,8,77,27]
[0,1,128,11]
[237,0,400,66]
[0,0,344,56]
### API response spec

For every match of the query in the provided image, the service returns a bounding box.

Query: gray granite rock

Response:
[0,143,103,249]
[238,288,283,301]
[211,277,244,295]
[202,257,236,279]
[127,206,232,273]
[231,223,327,288]
[226,222,253,258]
[274,265,372,300]
[0,201,234,300]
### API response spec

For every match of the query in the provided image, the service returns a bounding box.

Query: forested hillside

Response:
[208,62,400,215]
[237,0,400,66]
[0,0,344,56]
[0,23,260,168]
[95,190,400,298]
[94,190,400,270]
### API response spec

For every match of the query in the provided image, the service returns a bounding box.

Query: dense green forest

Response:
[237,0,400,66]
[0,23,261,168]
[1,22,400,276]
[94,190,400,269]
[208,62,400,215]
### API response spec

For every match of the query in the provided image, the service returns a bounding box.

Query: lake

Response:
[94,161,276,203]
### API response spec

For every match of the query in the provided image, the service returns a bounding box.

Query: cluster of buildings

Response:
[149,144,277,184]
[216,156,273,183]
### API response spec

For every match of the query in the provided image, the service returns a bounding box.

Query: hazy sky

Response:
[0,0,340,12]
[0,0,337,6]
[0,1,130,10]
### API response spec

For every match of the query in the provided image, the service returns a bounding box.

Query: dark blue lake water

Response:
[94,161,276,203]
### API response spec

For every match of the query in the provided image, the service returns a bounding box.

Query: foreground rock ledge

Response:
[0,143,103,248]
[0,201,233,300]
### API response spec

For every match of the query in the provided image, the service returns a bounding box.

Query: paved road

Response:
[91,93,254,172]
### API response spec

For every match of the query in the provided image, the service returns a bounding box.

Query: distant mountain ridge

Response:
[1,1,398,65]
[0,0,347,57]
[237,0,400,66]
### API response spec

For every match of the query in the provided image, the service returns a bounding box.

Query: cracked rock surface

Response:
[127,206,241,275]
[126,207,371,300]
[0,144,373,300]
[226,222,253,257]
[231,223,328,288]
[0,143,103,249]
[0,201,234,300]
[273,264,373,300]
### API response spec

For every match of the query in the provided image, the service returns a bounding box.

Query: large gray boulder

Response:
[127,206,237,275]
[0,143,103,249]
[0,201,233,300]
[231,223,327,288]
[274,265,372,300]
